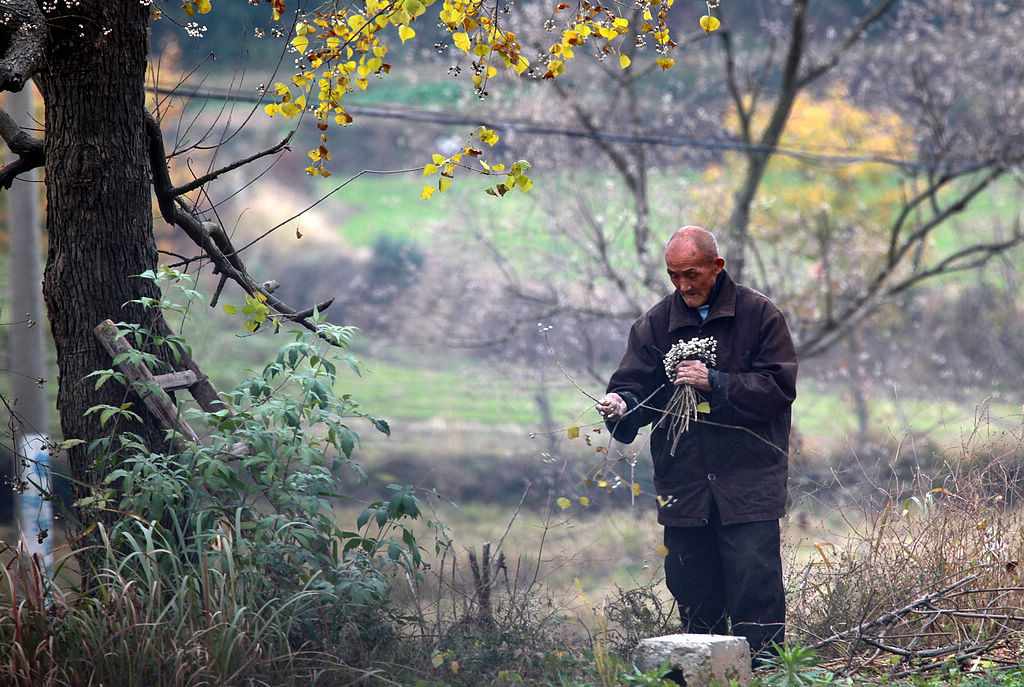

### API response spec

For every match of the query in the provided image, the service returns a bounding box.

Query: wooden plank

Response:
[175,354,226,413]
[93,320,201,444]
[152,370,198,391]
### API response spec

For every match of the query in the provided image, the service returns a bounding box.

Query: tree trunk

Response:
[35,4,173,509]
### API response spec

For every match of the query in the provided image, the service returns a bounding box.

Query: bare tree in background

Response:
[452,0,1024,370]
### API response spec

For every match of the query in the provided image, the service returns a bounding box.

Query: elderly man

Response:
[597,225,797,662]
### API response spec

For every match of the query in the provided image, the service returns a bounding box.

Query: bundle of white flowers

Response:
[662,336,717,453]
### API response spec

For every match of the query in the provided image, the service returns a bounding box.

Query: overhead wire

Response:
[148,84,1002,176]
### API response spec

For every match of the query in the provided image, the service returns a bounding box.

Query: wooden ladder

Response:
[93,319,226,445]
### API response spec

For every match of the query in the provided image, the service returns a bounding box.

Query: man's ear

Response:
[714,257,726,271]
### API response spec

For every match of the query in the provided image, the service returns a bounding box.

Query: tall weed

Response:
[787,412,1024,674]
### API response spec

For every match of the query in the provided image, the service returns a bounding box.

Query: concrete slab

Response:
[635,633,751,687]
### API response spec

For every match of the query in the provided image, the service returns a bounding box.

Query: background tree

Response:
[444,0,1024,372]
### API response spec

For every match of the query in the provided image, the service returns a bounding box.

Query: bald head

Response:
[666,225,719,262]
[664,225,725,307]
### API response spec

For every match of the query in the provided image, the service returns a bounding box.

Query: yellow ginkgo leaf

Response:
[699,15,721,34]
[619,54,630,69]
[453,32,471,52]
[557,497,572,510]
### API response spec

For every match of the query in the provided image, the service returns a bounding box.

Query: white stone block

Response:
[635,634,751,687]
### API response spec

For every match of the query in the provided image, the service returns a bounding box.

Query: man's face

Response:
[665,240,725,308]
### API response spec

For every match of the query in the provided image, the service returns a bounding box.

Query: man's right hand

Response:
[596,393,627,422]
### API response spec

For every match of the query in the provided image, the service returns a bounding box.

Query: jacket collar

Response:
[667,270,737,332]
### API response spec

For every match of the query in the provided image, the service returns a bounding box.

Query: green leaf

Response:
[696,402,711,413]
[372,418,391,437]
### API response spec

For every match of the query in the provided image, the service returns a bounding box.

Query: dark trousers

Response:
[663,502,785,660]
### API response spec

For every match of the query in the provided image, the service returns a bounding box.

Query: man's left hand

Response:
[674,360,711,391]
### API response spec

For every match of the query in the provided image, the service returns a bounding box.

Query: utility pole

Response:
[7,83,52,568]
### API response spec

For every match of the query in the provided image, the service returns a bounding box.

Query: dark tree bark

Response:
[35,3,175,504]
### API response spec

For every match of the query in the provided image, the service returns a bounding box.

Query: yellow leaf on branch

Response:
[700,15,721,33]
[619,54,631,69]
[453,32,471,52]
[398,25,415,43]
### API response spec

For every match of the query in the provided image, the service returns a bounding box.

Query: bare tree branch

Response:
[807,573,982,650]
[0,0,46,93]
[144,111,335,337]
[170,130,294,196]
[797,0,899,88]
[796,167,1016,358]
[0,105,43,188]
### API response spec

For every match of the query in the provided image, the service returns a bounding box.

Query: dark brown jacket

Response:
[606,271,797,526]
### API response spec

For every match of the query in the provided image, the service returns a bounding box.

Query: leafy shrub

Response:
[0,268,436,685]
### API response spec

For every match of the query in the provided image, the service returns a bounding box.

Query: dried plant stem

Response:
[665,384,698,455]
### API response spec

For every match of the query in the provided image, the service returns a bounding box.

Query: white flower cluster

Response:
[663,336,717,378]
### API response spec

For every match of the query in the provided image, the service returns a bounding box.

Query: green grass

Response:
[343,346,596,426]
